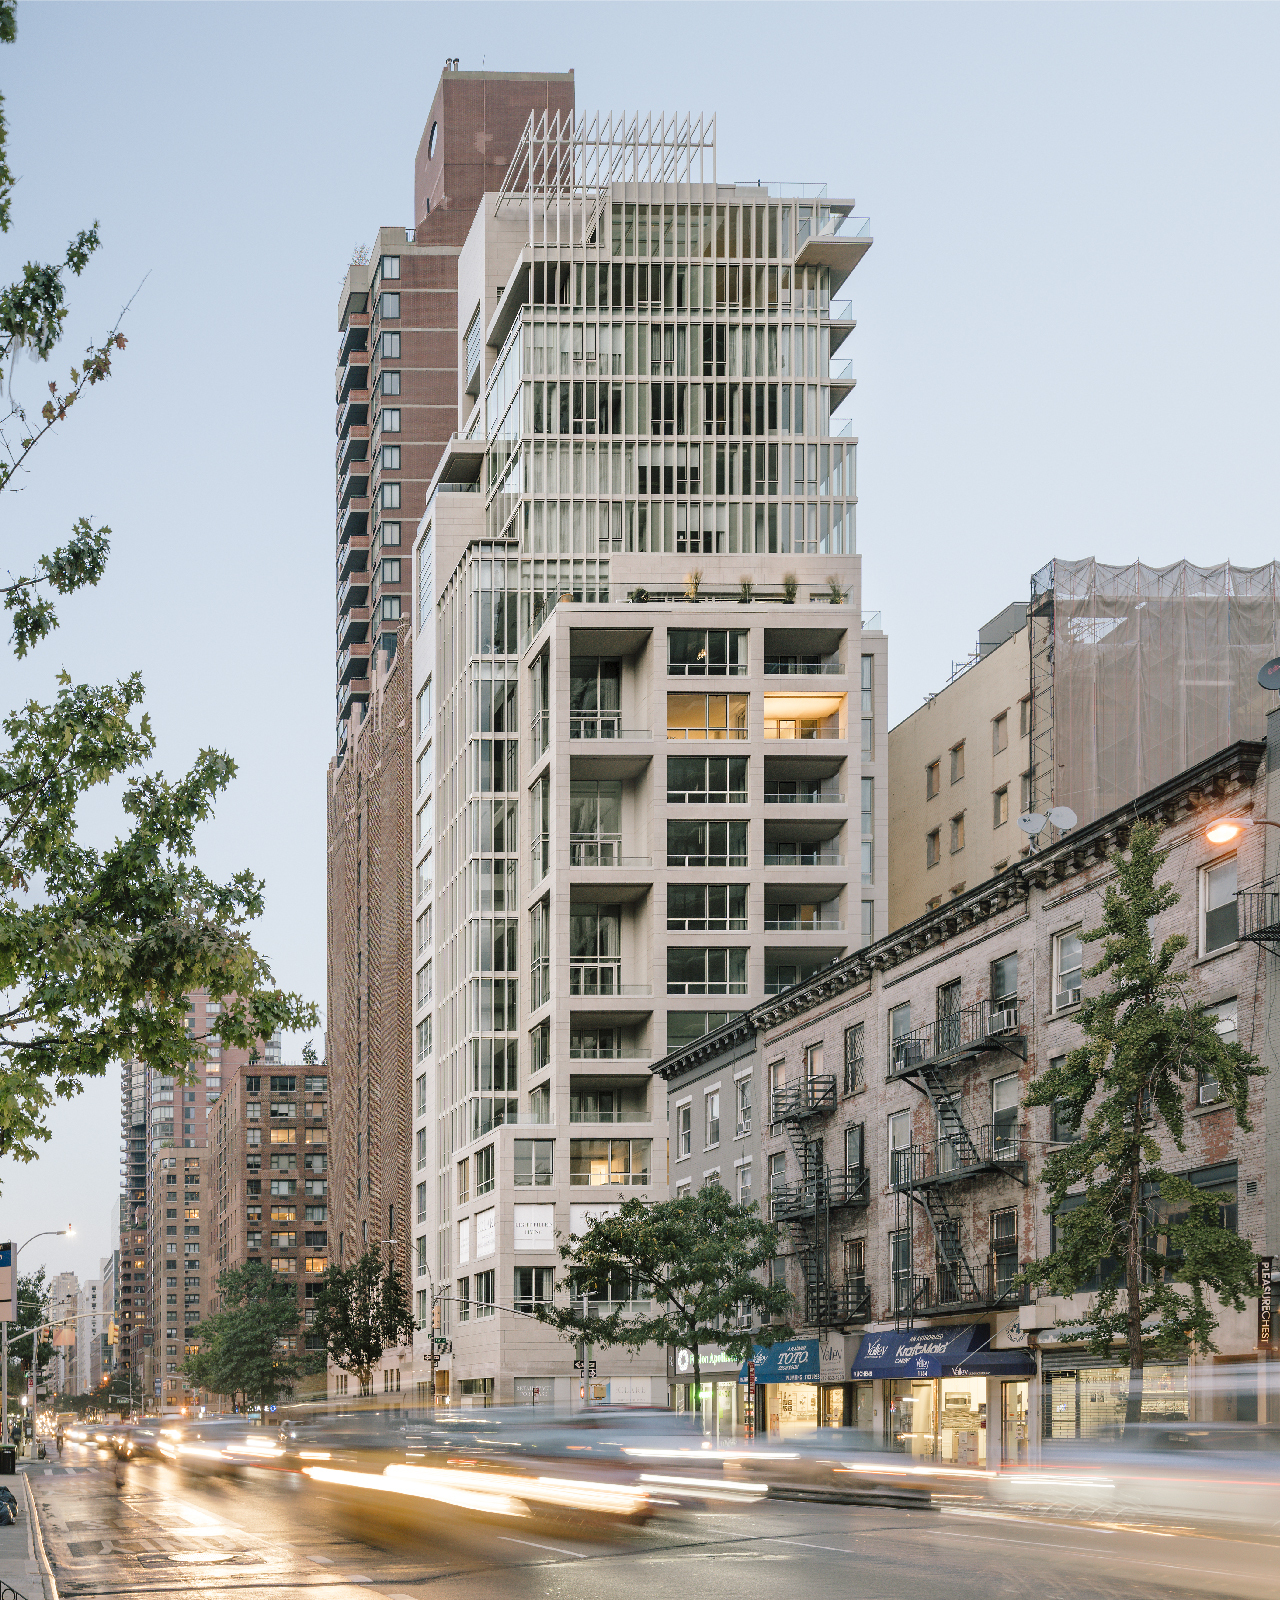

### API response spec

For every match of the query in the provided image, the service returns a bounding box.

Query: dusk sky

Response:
[2,1,1277,1285]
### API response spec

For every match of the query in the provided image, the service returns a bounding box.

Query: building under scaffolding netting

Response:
[1029,558,1280,826]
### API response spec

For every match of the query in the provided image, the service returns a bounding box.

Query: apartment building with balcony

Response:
[400,109,886,1408]
[328,68,577,1321]
[657,732,1279,1453]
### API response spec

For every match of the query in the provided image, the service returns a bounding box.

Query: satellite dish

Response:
[1259,657,1280,692]
[1017,812,1046,836]
[1047,806,1077,831]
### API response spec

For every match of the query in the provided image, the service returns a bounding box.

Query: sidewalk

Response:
[0,1458,52,1600]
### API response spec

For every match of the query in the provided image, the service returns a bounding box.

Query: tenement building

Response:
[889,560,1280,931]
[399,109,885,1407]
[657,729,1280,1453]
[328,67,578,1314]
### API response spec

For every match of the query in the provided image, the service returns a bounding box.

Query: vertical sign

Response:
[1259,1256,1276,1353]
[746,1359,756,1441]
[0,1243,14,1323]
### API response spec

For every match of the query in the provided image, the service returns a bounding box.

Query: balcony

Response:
[770,1074,837,1121]
[794,212,873,289]
[337,498,369,545]
[338,607,370,651]
[889,1000,1026,1078]
[765,783,843,805]
[828,299,856,356]
[338,643,372,684]
[568,963,651,998]
[569,713,652,741]
[338,349,369,404]
[764,657,844,676]
[339,463,370,507]
[337,572,370,615]
[889,1122,1028,1190]
[764,914,843,932]
[762,691,846,741]
[338,532,371,580]
[337,387,369,439]
[568,834,653,869]
[829,358,855,409]
[763,846,843,867]
[338,313,369,366]
[337,426,369,476]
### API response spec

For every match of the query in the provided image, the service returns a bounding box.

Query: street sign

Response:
[0,1243,14,1323]
[572,1359,597,1376]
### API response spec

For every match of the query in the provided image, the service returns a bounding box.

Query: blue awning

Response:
[850,1323,1033,1380]
[739,1338,820,1384]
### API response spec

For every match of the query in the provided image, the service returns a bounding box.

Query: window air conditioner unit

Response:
[901,1040,925,1067]
[992,1007,1018,1033]
[1056,988,1081,1010]
[1198,1083,1219,1105]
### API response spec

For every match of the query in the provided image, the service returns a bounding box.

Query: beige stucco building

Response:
[889,603,1029,932]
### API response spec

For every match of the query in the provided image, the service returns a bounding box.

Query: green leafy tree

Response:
[313,1250,415,1396]
[0,0,316,1169]
[183,1262,300,1413]
[1024,819,1265,1430]
[536,1189,793,1423]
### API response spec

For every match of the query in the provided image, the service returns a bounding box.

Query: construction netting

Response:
[1030,558,1280,827]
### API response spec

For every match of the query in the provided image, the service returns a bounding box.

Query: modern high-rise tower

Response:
[393,109,887,1408]
[327,68,577,1299]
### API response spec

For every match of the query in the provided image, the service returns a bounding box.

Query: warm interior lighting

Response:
[1206,819,1246,845]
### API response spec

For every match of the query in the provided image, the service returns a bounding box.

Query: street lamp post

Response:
[3,1228,72,1454]
[1204,816,1280,845]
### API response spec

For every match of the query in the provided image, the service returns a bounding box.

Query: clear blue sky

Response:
[2,2,1277,1285]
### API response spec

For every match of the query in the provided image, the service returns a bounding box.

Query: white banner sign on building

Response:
[569,1202,622,1237]
[514,1204,555,1252]
[458,1217,470,1266]
[475,1208,496,1260]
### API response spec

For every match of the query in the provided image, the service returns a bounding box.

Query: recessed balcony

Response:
[338,313,369,366]
[337,500,369,545]
[762,691,846,742]
[337,573,370,615]
[337,388,369,439]
[338,607,370,651]
[339,464,370,507]
[338,349,369,404]
[337,426,369,476]
[338,532,370,580]
[338,642,371,684]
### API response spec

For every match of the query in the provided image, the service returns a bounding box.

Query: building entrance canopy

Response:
[851,1324,1034,1380]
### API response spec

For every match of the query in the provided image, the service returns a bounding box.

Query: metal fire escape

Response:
[889,1000,1028,1329]
[770,1073,870,1328]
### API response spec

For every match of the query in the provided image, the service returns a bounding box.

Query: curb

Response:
[22,1475,56,1601]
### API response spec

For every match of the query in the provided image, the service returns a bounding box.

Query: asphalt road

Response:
[24,1447,1280,1600]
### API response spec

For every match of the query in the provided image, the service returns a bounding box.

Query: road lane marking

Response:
[309,1553,336,1564]
[768,1538,858,1555]
[499,1535,587,1558]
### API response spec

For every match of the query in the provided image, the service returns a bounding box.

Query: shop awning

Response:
[850,1324,1034,1380]
[739,1338,820,1384]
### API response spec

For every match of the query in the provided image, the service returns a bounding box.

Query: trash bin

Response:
[0,1447,15,1475]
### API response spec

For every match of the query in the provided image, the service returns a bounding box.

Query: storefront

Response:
[851,1324,1034,1465]
[1040,1349,1188,1442]
[735,1336,854,1436]
[670,1345,747,1437]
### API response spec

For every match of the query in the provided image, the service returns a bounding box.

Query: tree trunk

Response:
[692,1343,703,1436]
[1125,1129,1144,1432]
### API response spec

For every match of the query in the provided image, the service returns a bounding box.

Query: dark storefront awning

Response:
[739,1338,820,1384]
[851,1324,1034,1380]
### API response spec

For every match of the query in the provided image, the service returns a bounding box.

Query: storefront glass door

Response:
[1002,1380,1029,1465]
[887,1379,936,1456]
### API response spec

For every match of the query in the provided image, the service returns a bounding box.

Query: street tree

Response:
[312,1249,415,1396]
[183,1262,300,1414]
[5,1268,50,1408]
[1024,819,1265,1430]
[536,1188,793,1419]
[0,0,316,1170]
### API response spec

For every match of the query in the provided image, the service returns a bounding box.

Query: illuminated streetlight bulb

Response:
[1205,819,1247,845]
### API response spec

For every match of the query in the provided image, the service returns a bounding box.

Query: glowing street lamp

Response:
[1204,816,1280,846]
